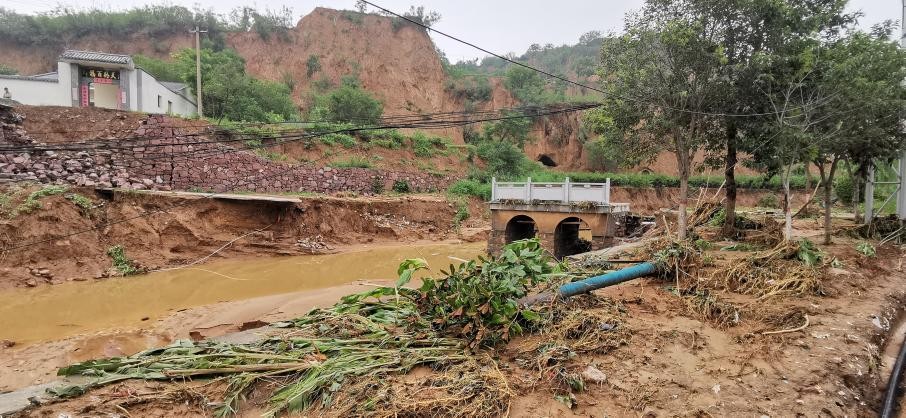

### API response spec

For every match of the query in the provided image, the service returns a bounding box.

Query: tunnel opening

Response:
[537,154,558,167]
[505,215,537,243]
[554,217,592,259]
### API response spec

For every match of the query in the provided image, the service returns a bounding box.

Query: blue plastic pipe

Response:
[558,262,660,298]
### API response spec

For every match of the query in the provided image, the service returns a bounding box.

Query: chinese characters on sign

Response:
[80,68,120,81]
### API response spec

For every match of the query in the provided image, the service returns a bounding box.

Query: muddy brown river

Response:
[0,241,485,345]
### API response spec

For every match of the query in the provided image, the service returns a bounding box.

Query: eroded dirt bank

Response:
[0,184,801,289]
[0,186,488,289]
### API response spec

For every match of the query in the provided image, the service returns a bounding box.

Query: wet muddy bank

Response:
[0,187,488,289]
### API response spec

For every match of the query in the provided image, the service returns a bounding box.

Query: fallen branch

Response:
[761,314,809,335]
[792,183,821,218]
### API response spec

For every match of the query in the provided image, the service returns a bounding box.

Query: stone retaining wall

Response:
[0,112,451,194]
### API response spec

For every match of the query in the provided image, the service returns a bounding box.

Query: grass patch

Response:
[319,132,357,148]
[9,185,69,217]
[106,245,142,276]
[329,157,373,169]
[65,193,94,217]
[448,179,491,201]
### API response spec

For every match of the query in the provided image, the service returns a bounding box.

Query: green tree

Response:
[812,28,906,244]
[172,48,297,121]
[475,140,530,180]
[482,111,532,146]
[590,8,727,239]
[503,66,547,105]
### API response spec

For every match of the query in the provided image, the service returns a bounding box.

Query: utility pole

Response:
[897,0,906,219]
[190,26,207,118]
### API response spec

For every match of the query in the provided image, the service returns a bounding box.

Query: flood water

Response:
[0,241,485,344]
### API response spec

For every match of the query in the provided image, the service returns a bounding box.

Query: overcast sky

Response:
[5,0,900,62]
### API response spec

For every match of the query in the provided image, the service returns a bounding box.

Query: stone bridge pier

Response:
[486,178,630,259]
[488,202,625,258]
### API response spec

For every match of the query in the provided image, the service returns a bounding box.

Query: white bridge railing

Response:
[491,177,623,208]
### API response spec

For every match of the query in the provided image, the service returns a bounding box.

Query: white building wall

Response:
[128,69,139,111]
[57,61,75,105]
[137,70,197,117]
[0,77,68,107]
[1,62,195,117]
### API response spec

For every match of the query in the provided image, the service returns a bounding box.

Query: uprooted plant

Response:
[54,239,559,417]
[716,239,825,299]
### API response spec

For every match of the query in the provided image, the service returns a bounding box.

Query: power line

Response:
[361,0,798,119]
[1,103,597,153]
[0,102,597,253]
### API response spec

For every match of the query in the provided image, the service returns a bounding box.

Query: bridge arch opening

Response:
[554,216,592,259]
[505,215,537,243]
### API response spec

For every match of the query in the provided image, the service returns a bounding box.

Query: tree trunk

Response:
[818,159,839,245]
[783,164,793,241]
[676,149,691,241]
[852,172,861,223]
[802,164,812,216]
[722,123,738,238]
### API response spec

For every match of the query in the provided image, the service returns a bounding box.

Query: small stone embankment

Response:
[0,107,452,194]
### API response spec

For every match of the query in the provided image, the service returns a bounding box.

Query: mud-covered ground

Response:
[5,217,905,417]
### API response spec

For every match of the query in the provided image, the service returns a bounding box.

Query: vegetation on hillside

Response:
[307,75,383,125]
[0,6,295,47]
[449,31,604,83]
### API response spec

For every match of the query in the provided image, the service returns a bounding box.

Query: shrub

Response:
[474,140,531,180]
[306,54,321,78]
[106,245,142,276]
[855,241,876,257]
[447,179,491,201]
[0,63,18,75]
[323,84,383,124]
[757,194,780,208]
[444,77,492,102]
[452,199,470,228]
[410,132,448,157]
[133,54,181,81]
[371,177,385,194]
[392,180,411,193]
[341,10,364,24]
[172,48,298,122]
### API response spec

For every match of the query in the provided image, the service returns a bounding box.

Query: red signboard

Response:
[80,85,89,107]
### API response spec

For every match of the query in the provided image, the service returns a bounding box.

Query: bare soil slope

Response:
[0,186,483,289]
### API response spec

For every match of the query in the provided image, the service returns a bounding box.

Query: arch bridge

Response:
[488,178,630,259]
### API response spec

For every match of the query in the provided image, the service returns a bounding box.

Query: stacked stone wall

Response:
[0,112,451,194]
